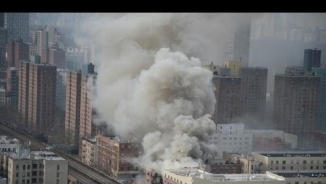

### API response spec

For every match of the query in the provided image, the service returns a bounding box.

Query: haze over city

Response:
[0,13,326,184]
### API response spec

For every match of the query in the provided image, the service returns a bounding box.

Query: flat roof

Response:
[166,169,284,181]
[272,171,326,178]
[255,151,326,157]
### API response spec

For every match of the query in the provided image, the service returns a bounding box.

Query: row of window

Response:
[271,160,326,164]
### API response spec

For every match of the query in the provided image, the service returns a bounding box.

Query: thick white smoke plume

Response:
[75,13,258,174]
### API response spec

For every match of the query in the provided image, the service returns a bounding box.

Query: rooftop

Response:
[272,171,326,178]
[31,151,65,160]
[255,151,326,157]
[166,169,284,182]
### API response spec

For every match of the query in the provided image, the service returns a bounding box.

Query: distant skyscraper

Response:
[239,67,268,120]
[81,63,95,74]
[65,71,82,149]
[303,48,321,72]
[48,43,65,69]
[18,62,57,136]
[0,28,7,69]
[273,70,320,148]
[233,19,251,67]
[7,39,29,68]
[6,67,18,107]
[3,13,29,43]
[212,76,242,124]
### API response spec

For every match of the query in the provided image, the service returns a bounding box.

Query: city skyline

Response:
[1,13,326,184]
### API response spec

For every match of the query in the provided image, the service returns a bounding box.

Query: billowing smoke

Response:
[75,13,258,173]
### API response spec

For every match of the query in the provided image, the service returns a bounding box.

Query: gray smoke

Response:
[75,13,259,173]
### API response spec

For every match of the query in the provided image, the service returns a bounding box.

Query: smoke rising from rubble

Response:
[75,13,258,174]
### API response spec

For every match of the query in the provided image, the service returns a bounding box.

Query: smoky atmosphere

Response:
[0,12,326,184]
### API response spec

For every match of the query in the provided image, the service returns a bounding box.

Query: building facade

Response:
[6,39,29,68]
[209,124,253,158]
[48,44,65,69]
[273,73,320,148]
[212,76,242,124]
[6,67,18,107]
[0,28,6,69]
[97,134,140,180]
[303,49,321,72]
[233,19,251,67]
[18,62,57,136]
[65,71,82,148]
[239,67,267,120]
[81,137,97,167]
[223,60,242,76]
[312,67,326,132]
[2,151,68,184]
[3,13,29,43]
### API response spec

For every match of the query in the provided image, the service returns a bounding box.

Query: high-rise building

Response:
[0,28,7,69]
[3,13,29,43]
[303,48,321,72]
[6,67,18,107]
[79,73,97,155]
[273,71,320,148]
[48,43,65,69]
[233,19,251,67]
[212,76,242,124]
[65,71,82,148]
[239,67,268,119]
[312,67,326,132]
[18,62,57,136]
[65,47,91,71]
[6,39,29,68]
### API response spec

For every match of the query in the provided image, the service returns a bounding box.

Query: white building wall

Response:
[43,159,68,184]
[210,124,253,158]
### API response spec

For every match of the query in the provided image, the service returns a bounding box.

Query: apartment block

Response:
[212,76,242,124]
[204,159,241,174]
[81,137,97,167]
[273,72,320,148]
[97,134,140,180]
[1,151,68,184]
[239,67,267,119]
[65,71,82,148]
[18,62,57,136]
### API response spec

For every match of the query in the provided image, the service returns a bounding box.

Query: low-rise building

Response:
[1,151,68,184]
[81,137,97,167]
[223,152,263,174]
[97,134,140,180]
[204,159,241,174]
[162,168,286,184]
[209,124,253,158]
[251,151,326,172]
[272,171,326,184]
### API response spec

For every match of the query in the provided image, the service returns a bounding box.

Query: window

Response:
[276,161,279,164]
[22,172,25,177]
[303,160,306,164]
[23,165,26,170]
[282,161,286,164]
[32,171,37,176]
[120,167,123,171]
[57,165,60,171]
[57,172,60,177]
[56,179,60,184]
[27,172,30,177]
[39,164,42,169]
[16,172,19,177]
[16,165,19,170]
[290,166,293,170]
[32,164,37,169]
[27,165,30,170]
